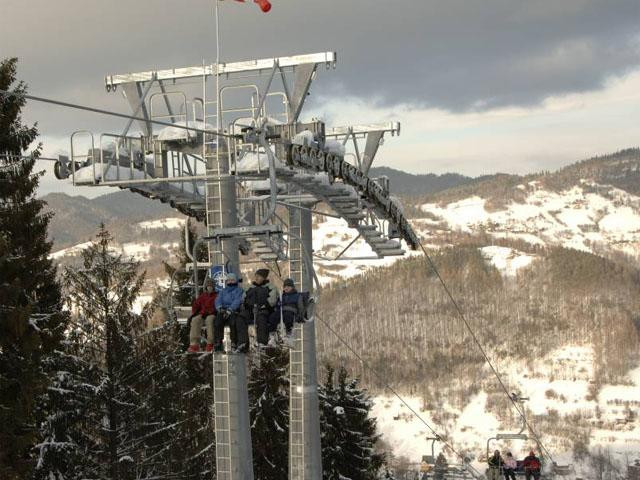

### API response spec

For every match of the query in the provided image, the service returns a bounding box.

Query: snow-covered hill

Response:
[49,218,184,312]
[418,181,640,259]
[373,344,640,478]
[46,152,640,477]
[313,216,421,284]
[49,217,184,263]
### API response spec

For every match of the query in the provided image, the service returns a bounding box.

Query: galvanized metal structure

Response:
[54,50,420,480]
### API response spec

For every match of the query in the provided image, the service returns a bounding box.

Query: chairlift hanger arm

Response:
[105,51,337,88]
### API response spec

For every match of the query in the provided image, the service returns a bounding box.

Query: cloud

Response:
[3,0,639,134]
[307,69,640,176]
[3,0,639,189]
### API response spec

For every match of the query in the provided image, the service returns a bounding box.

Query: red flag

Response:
[225,0,272,13]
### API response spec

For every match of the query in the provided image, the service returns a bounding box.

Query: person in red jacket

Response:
[522,451,542,480]
[187,278,217,353]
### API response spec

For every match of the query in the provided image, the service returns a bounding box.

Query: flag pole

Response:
[214,0,225,276]
[215,0,220,138]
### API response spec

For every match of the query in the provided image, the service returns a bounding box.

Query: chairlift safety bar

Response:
[495,433,528,440]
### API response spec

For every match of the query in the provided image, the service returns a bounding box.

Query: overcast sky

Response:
[2,0,639,196]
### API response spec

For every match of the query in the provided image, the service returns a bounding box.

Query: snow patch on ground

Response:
[419,184,640,257]
[373,345,640,475]
[479,246,536,276]
[312,216,420,285]
[132,294,153,314]
[49,241,93,259]
[421,196,489,233]
[120,242,152,261]
[138,218,185,230]
[373,393,501,473]
[50,240,177,261]
[372,396,440,462]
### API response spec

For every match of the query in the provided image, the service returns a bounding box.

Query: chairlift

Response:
[550,462,574,478]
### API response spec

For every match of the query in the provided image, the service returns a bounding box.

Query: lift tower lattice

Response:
[57,51,420,480]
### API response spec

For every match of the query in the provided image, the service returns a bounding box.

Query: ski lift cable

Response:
[0,80,555,464]
[314,311,471,465]
[268,229,482,474]
[415,239,555,463]
[0,88,238,140]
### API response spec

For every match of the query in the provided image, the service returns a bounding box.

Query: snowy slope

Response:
[374,344,640,477]
[313,216,420,285]
[419,182,640,258]
[49,240,179,262]
[479,246,536,276]
[49,241,94,260]
[138,217,185,230]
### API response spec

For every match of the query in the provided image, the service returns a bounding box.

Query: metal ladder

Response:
[287,192,304,287]
[287,193,307,479]
[287,196,322,480]
[204,134,223,236]
[213,354,233,480]
[289,332,305,479]
[203,84,253,480]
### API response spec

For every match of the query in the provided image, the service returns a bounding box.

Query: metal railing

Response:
[70,130,95,185]
[99,133,147,184]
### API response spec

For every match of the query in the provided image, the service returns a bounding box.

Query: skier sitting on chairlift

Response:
[503,452,517,480]
[522,451,541,480]
[269,278,307,339]
[243,268,278,346]
[214,273,248,353]
[187,278,217,353]
[487,450,503,480]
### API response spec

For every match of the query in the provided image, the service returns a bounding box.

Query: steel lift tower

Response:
[55,51,420,480]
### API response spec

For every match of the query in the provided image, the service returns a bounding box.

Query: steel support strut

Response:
[288,202,323,480]
[205,133,253,480]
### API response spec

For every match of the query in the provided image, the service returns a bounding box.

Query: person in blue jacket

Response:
[213,273,247,353]
[269,278,307,338]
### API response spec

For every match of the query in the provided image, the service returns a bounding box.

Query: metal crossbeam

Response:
[105,52,337,87]
[206,224,282,239]
[326,122,400,137]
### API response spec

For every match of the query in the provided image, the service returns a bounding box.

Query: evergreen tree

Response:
[176,360,216,480]
[378,467,397,480]
[249,345,290,479]
[134,315,216,480]
[0,57,66,480]
[33,342,102,480]
[320,366,385,480]
[164,219,200,307]
[320,366,342,480]
[62,226,147,480]
[37,226,216,480]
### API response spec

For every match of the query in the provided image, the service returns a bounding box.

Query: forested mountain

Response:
[412,148,640,208]
[316,238,640,473]
[42,190,177,248]
[41,148,640,475]
[368,167,474,196]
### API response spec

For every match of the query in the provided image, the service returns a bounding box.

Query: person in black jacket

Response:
[487,450,503,480]
[243,269,278,346]
[269,278,306,337]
